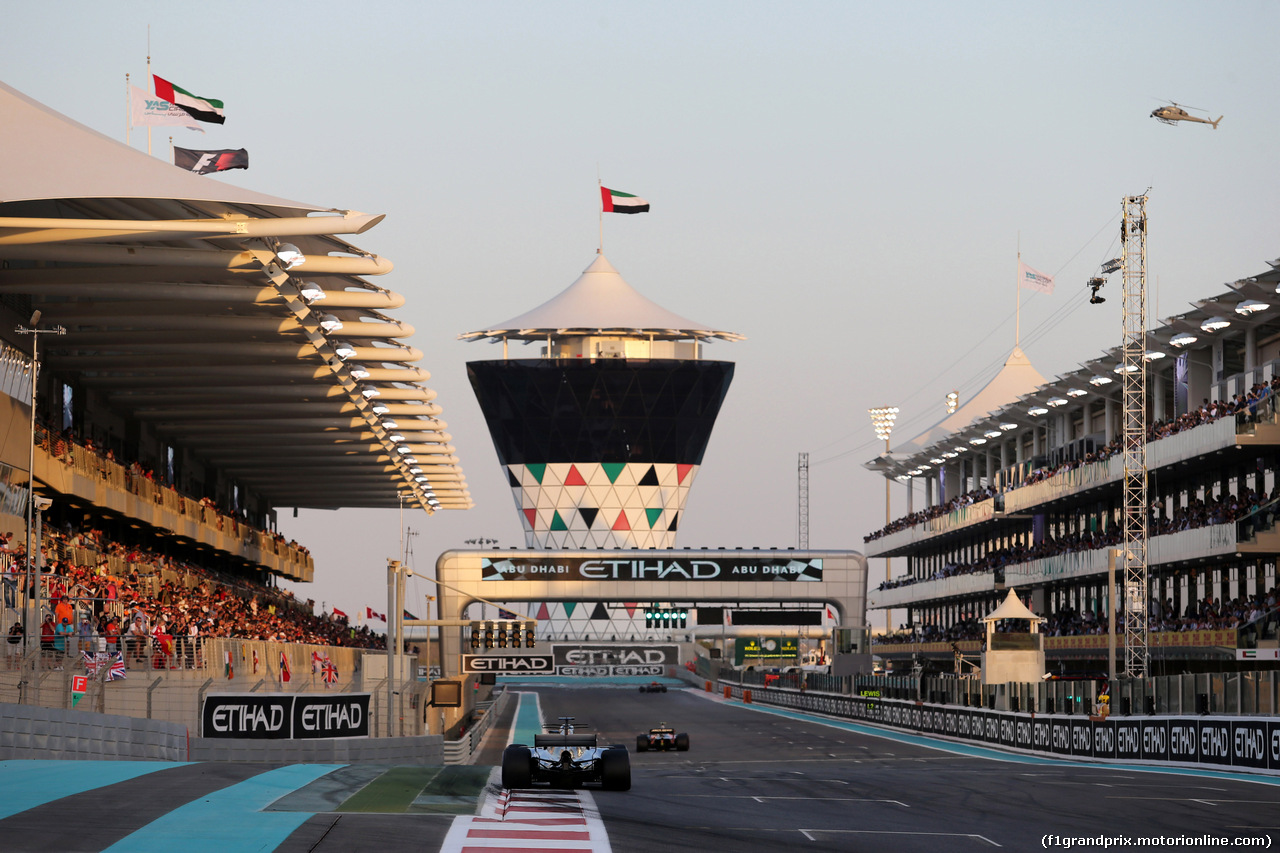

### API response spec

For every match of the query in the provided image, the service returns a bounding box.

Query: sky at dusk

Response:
[6,1,1279,625]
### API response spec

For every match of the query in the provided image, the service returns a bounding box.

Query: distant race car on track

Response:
[638,681,667,693]
[635,722,689,752]
[502,716,631,791]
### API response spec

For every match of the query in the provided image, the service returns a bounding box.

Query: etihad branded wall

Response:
[730,685,1280,774]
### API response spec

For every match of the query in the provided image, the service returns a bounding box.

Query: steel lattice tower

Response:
[1120,194,1150,676]
[798,452,809,550]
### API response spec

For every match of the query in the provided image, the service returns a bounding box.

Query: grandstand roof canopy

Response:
[865,262,1280,480]
[0,81,469,512]
[459,253,744,344]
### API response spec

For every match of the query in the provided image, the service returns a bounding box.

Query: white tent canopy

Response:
[460,254,743,343]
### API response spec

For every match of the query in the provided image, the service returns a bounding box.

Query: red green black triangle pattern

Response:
[507,461,699,548]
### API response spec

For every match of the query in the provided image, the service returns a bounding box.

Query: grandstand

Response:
[0,81,468,737]
[864,264,1280,677]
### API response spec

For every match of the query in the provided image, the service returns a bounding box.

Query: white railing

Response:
[868,417,1243,556]
[865,500,994,556]
[879,523,1241,607]
[869,571,998,608]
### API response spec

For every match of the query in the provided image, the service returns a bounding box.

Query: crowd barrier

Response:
[0,701,445,763]
[718,680,1280,775]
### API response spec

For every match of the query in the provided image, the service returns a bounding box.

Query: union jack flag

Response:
[83,650,107,678]
[107,652,126,681]
[321,657,338,687]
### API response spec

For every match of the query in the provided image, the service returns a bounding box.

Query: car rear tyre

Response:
[601,747,631,791]
[635,734,648,751]
[639,685,646,693]
[660,685,667,693]
[675,733,690,751]
[501,746,533,789]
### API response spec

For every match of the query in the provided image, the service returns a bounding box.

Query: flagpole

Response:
[1016,232,1021,350]
[597,177,604,255]
[125,73,130,145]
[146,32,152,157]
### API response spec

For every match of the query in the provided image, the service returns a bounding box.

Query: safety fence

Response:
[0,639,420,737]
[717,679,1280,774]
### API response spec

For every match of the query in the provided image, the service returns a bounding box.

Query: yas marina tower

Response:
[461,254,742,549]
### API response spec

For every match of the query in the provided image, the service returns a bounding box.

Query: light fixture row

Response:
[263,239,449,510]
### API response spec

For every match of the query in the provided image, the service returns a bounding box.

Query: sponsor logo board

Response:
[201,693,370,739]
[480,555,822,582]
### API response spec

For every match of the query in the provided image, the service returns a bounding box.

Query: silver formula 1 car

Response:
[502,716,631,791]
[635,722,689,752]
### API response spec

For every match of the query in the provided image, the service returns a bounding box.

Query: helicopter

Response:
[1150,101,1222,129]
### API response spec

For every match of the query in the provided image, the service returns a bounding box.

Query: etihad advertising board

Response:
[744,688,1280,772]
[201,693,370,739]
[479,555,823,582]
[460,644,679,677]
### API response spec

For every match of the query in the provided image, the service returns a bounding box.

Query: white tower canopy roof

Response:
[460,254,744,343]
[983,589,1045,625]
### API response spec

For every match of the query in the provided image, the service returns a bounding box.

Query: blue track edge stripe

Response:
[0,760,191,820]
[100,763,345,853]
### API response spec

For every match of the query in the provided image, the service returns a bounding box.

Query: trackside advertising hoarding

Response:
[732,687,1280,773]
[480,555,822,582]
[201,693,370,739]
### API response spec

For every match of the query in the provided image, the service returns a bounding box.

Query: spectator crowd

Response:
[866,381,1280,543]
[4,520,383,670]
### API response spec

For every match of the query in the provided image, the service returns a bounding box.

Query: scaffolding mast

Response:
[1120,194,1150,676]
[797,452,809,550]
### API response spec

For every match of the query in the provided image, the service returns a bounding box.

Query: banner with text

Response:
[201,693,370,739]
[551,643,679,677]
[480,555,822,582]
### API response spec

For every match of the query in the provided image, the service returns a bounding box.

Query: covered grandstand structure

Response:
[864,264,1280,674]
[0,79,470,585]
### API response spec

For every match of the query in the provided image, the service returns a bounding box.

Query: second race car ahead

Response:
[635,722,689,752]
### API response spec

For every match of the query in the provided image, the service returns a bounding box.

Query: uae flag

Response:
[153,75,226,124]
[223,649,233,680]
[279,651,291,683]
[174,147,248,175]
[600,186,649,214]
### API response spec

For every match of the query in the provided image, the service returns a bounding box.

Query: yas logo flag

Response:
[1017,261,1054,295]
[130,86,203,131]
